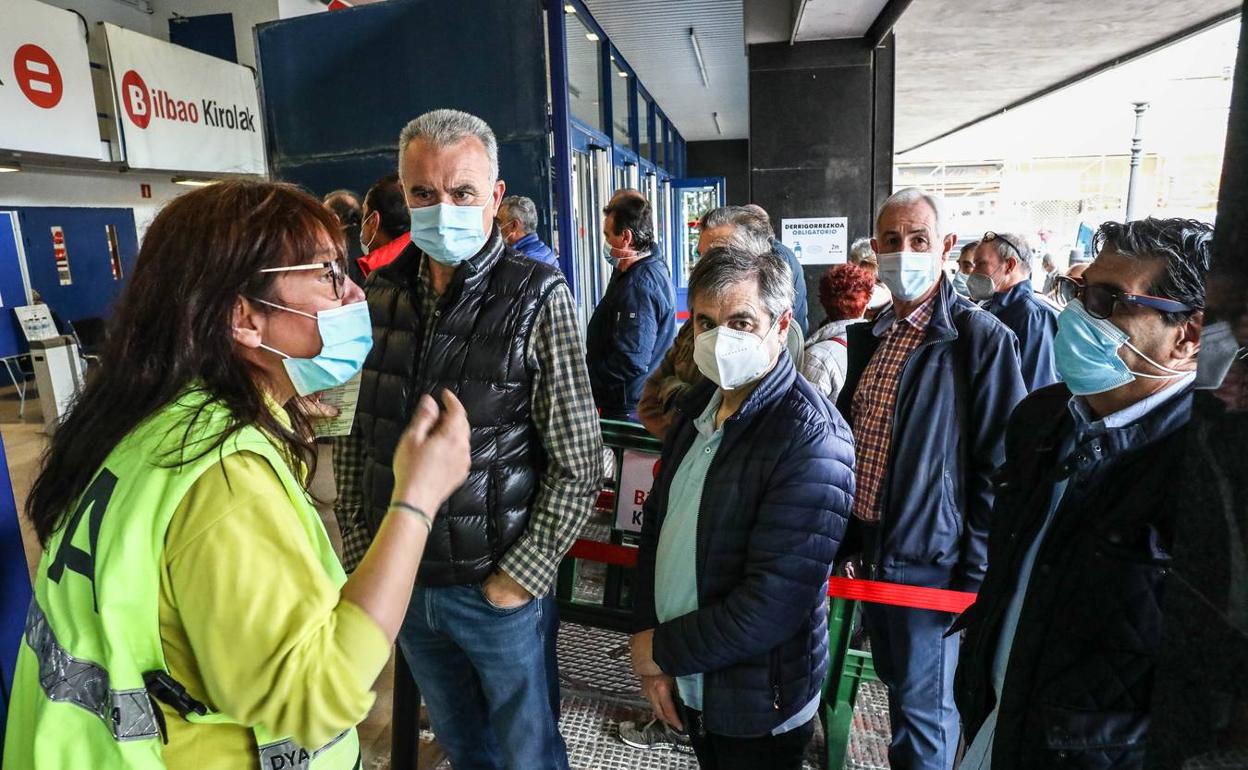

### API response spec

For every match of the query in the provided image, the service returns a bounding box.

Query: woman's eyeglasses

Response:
[1054,275,1193,320]
[259,259,347,299]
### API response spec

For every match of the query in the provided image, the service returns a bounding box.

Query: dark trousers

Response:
[679,701,814,770]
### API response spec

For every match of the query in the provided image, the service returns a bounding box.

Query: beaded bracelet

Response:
[389,500,433,533]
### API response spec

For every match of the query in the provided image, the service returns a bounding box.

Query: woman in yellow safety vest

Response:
[4,180,471,770]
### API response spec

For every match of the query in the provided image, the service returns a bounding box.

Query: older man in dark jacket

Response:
[586,193,676,419]
[630,245,855,770]
[837,188,1026,770]
[968,231,1060,391]
[954,218,1213,770]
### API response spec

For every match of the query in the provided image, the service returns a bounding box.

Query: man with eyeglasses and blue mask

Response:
[969,231,1061,391]
[954,218,1213,770]
[338,109,604,769]
[836,187,1026,770]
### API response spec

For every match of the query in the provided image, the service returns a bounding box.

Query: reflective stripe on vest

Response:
[23,600,160,742]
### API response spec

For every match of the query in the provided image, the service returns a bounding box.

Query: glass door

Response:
[669,176,726,316]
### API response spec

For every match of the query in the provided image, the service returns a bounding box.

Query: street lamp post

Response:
[1125,101,1150,220]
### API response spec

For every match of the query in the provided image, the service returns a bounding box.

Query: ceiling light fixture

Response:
[564,3,575,13]
[171,176,217,187]
[689,27,709,88]
[617,70,628,78]
[712,112,722,135]
[0,162,21,173]
[585,32,599,42]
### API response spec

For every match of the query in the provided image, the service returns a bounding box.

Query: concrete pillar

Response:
[748,34,895,326]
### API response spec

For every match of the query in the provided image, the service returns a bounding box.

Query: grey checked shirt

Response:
[333,256,603,597]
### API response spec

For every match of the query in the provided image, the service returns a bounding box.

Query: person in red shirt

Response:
[357,174,411,278]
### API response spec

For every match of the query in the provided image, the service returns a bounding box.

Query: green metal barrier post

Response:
[822,597,879,769]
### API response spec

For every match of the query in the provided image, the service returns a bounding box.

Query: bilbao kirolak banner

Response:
[1,0,101,158]
[102,23,266,175]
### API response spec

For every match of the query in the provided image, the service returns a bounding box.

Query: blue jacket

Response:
[837,276,1026,591]
[585,256,676,419]
[634,353,855,737]
[772,241,809,336]
[513,231,557,267]
[986,281,1060,392]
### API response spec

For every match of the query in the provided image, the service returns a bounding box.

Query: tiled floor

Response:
[2,387,891,769]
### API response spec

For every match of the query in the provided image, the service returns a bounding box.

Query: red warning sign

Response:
[13,44,64,110]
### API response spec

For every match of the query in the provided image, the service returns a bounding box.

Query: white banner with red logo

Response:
[0,0,101,158]
[102,23,266,175]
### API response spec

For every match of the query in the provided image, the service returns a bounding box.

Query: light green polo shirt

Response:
[654,391,724,710]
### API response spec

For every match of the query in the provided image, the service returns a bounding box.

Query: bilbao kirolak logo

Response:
[120,69,256,132]
[14,44,64,109]
[121,70,152,128]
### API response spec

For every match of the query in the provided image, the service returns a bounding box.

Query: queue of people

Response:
[3,105,1234,770]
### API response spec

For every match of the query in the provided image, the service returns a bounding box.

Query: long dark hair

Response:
[27,180,344,545]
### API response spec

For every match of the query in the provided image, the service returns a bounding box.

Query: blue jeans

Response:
[861,601,961,770]
[397,584,568,770]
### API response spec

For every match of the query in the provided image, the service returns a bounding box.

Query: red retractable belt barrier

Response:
[825,576,976,614]
[568,539,639,567]
[565,539,978,612]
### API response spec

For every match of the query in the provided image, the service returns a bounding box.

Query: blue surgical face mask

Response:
[409,202,490,266]
[951,271,970,296]
[253,299,374,397]
[876,251,940,302]
[602,240,621,269]
[1053,299,1188,396]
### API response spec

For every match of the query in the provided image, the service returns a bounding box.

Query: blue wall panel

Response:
[2,207,138,325]
[0,216,30,361]
[0,436,31,752]
[256,0,551,241]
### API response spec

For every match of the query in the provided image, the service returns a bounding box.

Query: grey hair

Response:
[701,205,774,247]
[689,244,794,323]
[399,109,499,182]
[986,232,1033,276]
[700,216,772,256]
[500,195,538,233]
[849,237,874,265]
[876,187,948,240]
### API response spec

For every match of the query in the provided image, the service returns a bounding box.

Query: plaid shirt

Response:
[850,296,936,522]
[333,256,604,595]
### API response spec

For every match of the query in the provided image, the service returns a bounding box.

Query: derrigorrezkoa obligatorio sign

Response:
[103,23,265,175]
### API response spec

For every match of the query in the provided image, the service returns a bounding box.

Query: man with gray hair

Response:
[630,244,855,769]
[342,108,603,768]
[634,206,803,441]
[969,232,1060,391]
[836,187,1026,770]
[498,194,557,267]
[740,203,809,335]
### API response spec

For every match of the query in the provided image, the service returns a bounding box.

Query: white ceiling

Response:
[793,0,890,42]
[581,0,751,141]
[893,0,1241,153]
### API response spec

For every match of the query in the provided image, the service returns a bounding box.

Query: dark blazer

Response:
[954,382,1194,770]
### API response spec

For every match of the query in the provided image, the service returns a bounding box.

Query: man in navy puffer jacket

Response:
[631,245,855,770]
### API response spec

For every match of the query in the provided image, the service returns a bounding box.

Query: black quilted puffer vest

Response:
[356,229,564,585]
